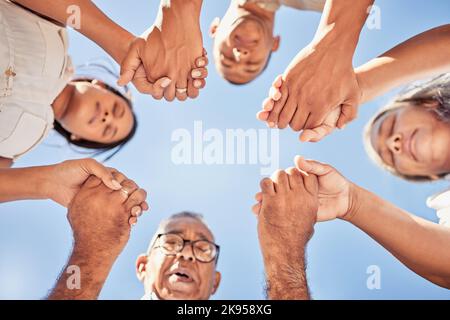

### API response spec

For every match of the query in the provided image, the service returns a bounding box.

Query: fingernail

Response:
[192,70,202,78]
[198,59,205,67]
[268,122,275,128]
[112,180,122,189]
[133,208,142,217]
[161,78,171,88]
[273,91,281,100]
[194,80,202,88]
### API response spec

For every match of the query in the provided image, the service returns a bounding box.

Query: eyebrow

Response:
[166,229,211,242]
[376,114,396,167]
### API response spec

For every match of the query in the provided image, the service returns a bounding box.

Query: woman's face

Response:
[59,81,134,144]
[370,103,450,178]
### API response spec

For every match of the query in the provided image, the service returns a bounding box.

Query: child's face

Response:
[370,103,450,178]
[59,81,134,144]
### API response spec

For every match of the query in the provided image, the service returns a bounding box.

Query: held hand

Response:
[118,3,206,102]
[258,76,342,142]
[118,36,208,101]
[253,169,319,247]
[258,43,362,132]
[294,156,355,222]
[68,172,149,256]
[44,159,123,208]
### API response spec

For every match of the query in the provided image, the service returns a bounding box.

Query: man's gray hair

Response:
[146,211,213,254]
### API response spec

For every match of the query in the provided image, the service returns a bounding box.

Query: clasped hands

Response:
[118,1,207,102]
[257,42,363,142]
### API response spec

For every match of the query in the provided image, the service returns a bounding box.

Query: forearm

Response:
[12,0,134,63]
[262,243,310,300]
[356,24,450,103]
[313,0,374,53]
[0,166,53,203]
[348,186,450,288]
[154,0,202,32]
[47,245,117,300]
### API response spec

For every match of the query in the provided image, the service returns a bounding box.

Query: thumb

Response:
[82,159,122,190]
[336,103,358,129]
[150,77,172,99]
[294,156,332,177]
[118,43,142,86]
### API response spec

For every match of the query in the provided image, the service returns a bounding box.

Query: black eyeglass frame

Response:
[152,233,220,264]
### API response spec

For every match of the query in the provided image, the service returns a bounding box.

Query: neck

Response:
[51,84,74,121]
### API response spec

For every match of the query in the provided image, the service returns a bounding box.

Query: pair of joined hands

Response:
[252,156,358,248]
[257,44,363,142]
[117,1,208,102]
[43,159,149,256]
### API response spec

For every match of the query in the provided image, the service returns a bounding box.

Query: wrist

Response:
[156,0,201,31]
[36,165,58,201]
[342,183,365,223]
[110,30,136,65]
[355,64,376,104]
[259,231,308,265]
[72,241,119,268]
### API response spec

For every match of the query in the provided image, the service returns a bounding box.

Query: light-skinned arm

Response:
[292,156,450,289]
[357,24,450,104]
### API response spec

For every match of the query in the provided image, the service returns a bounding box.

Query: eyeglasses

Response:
[153,233,220,264]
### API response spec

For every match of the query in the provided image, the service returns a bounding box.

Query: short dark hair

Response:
[53,81,138,162]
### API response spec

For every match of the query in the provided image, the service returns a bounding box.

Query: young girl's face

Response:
[370,103,450,178]
[58,81,134,144]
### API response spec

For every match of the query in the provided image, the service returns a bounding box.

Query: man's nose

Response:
[232,47,249,62]
[386,133,403,154]
[176,244,196,262]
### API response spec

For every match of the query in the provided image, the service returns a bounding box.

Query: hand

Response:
[68,171,149,257]
[119,36,208,101]
[294,156,357,222]
[259,42,362,133]
[257,76,342,142]
[253,168,319,248]
[44,159,123,208]
[118,1,206,101]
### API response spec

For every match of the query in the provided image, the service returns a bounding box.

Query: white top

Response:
[240,0,325,12]
[0,0,73,160]
[427,189,450,227]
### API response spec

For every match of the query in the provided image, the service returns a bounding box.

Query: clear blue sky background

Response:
[1,0,450,300]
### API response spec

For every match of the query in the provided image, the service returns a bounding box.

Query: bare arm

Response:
[0,166,53,203]
[0,159,123,207]
[263,243,310,300]
[12,0,134,64]
[48,174,148,299]
[47,245,116,300]
[350,185,450,288]
[0,157,13,168]
[357,24,450,104]
[263,0,374,130]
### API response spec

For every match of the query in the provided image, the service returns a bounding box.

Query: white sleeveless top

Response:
[240,0,325,12]
[427,189,450,227]
[0,0,73,160]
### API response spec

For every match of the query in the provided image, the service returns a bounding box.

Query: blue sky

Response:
[1,0,450,300]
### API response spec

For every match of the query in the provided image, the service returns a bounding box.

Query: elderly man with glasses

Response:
[136,212,221,300]
[48,175,221,300]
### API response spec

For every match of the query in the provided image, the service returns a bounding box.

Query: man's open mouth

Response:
[168,268,195,283]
